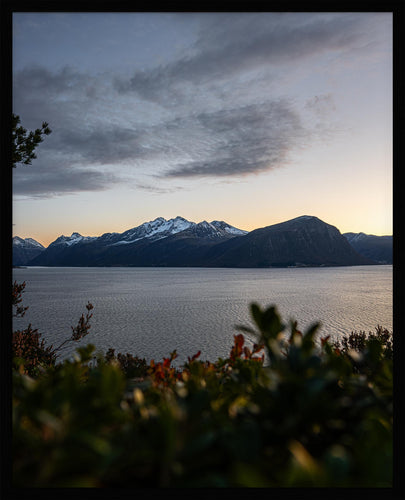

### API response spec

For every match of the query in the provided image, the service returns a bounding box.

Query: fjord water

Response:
[12,266,392,365]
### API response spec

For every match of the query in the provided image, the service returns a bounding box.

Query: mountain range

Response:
[13,215,392,268]
[343,232,392,264]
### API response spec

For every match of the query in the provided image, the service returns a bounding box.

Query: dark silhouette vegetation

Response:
[12,113,51,169]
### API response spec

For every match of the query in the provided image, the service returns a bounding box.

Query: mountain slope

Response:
[28,232,97,266]
[204,216,374,267]
[13,237,45,266]
[105,216,195,246]
[343,233,392,264]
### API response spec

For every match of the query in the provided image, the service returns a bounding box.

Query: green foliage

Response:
[12,113,51,168]
[12,290,393,488]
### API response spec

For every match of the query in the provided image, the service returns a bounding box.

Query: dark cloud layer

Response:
[49,126,147,164]
[13,166,121,198]
[163,100,305,178]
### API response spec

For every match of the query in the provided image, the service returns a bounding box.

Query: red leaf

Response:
[188,350,201,363]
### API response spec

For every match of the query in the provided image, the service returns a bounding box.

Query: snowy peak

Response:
[210,220,248,236]
[49,232,96,247]
[189,221,221,238]
[184,220,248,239]
[148,216,194,236]
[25,238,45,248]
[111,216,195,245]
[13,236,45,266]
[108,217,248,245]
[13,236,44,249]
[343,232,367,243]
[13,236,25,246]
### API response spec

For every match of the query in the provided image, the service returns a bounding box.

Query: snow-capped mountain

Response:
[108,216,195,245]
[13,236,45,266]
[48,232,97,248]
[104,217,248,245]
[210,220,248,236]
[343,232,392,264]
[93,217,247,246]
[27,217,248,266]
[13,236,44,248]
[20,215,387,268]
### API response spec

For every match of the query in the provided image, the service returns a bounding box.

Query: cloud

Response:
[12,59,310,191]
[12,13,388,197]
[13,164,121,198]
[114,13,373,104]
[13,65,152,196]
[305,94,336,117]
[13,65,83,96]
[13,65,105,151]
[161,99,307,178]
[48,126,149,165]
[134,182,184,194]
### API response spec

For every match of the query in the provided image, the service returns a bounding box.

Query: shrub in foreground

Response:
[12,287,393,488]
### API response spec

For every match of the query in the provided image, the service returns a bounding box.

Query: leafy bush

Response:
[11,284,393,488]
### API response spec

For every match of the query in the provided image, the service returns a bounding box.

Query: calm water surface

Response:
[12,266,392,365]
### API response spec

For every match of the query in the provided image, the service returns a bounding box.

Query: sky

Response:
[12,12,393,247]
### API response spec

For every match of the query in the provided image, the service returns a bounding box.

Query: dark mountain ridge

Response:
[23,215,378,268]
[203,216,373,267]
[343,232,392,264]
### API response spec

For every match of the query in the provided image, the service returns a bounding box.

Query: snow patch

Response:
[210,220,248,235]
[13,237,44,249]
[25,238,45,248]
[111,216,195,245]
[51,233,96,247]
